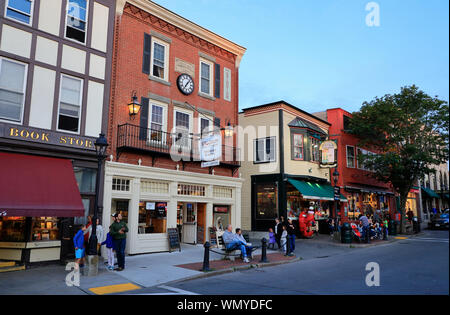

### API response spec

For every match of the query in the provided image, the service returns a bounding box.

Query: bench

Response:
[217,234,238,262]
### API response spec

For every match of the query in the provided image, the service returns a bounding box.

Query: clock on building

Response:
[177,74,194,95]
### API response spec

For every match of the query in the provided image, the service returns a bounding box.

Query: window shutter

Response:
[139,97,149,141]
[142,33,151,74]
[214,63,220,98]
[214,117,221,128]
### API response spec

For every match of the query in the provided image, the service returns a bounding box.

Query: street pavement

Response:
[133,229,449,295]
[0,230,447,295]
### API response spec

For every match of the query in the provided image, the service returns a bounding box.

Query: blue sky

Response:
[152,0,449,114]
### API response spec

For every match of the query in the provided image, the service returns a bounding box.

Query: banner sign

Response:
[200,134,221,167]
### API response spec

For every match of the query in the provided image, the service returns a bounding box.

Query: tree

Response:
[348,85,449,233]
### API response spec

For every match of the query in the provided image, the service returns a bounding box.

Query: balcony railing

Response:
[117,123,240,167]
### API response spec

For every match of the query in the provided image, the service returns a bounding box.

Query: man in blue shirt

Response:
[73,224,87,270]
[222,225,251,263]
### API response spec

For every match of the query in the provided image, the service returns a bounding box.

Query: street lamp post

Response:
[333,168,340,226]
[87,133,109,260]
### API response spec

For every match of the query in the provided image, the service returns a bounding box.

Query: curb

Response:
[162,256,302,286]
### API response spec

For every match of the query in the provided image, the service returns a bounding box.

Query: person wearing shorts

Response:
[74,224,87,270]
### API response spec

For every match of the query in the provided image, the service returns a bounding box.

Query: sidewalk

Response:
[0,233,414,295]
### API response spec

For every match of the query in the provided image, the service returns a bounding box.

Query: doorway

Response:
[177,202,206,245]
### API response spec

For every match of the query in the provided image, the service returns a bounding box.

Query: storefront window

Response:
[138,201,167,234]
[347,193,361,220]
[213,206,229,231]
[287,189,302,220]
[256,183,278,220]
[31,217,59,241]
[0,217,27,242]
[73,167,96,193]
[406,192,418,217]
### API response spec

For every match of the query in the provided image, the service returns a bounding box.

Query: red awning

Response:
[0,152,84,217]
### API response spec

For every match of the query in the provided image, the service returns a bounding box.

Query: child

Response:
[280,225,288,252]
[101,232,115,270]
[73,224,86,271]
[268,228,276,249]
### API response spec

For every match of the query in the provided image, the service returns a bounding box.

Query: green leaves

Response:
[348,85,449,224]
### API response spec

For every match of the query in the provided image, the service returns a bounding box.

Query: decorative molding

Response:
[199,51,216,63]
[120,1,245,65]
[198,92,216,102]
[197,107,215,117]
[148,92,171,104]
[150,30,172,43]
[172,100,194,111]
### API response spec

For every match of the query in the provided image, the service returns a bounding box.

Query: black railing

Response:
[117,123,241,167]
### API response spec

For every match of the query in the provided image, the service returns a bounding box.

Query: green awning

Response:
[421,186,440,199]
[287,179,347,202]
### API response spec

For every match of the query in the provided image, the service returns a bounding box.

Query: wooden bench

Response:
[217,234,238,261]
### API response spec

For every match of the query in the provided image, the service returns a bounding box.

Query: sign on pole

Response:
[319,140,338,168]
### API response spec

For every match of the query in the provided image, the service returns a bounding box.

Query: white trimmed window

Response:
[5,0,34,25]
[150,38,170,81]
[223,67,231,102]
[112,178,130,192]
[254,137,276,163]
[65,0,88,44]
[199,59,213,96]
[148,100,167,143]
[173,108,193,148]
[177,184,205,196]
[292,134,304,161]
[57,74,83,133]
[0,57,27,123]
[346,145,355,168]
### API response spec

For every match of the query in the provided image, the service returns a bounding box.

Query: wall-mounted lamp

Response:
[128,91,141,119]
[223,122,233,138]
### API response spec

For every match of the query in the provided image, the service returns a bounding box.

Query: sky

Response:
[152,0,449,114]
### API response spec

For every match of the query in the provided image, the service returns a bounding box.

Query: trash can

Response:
[341,222,352,244]
[389,220,397,236]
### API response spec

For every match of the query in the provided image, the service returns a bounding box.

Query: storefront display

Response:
[213,206,230,231]
[255,183,278,220]
[31,217,59,241]
[138,202,167,234]
[0,217,27,242]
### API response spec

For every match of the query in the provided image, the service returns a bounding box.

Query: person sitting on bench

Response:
[222,224,251,263]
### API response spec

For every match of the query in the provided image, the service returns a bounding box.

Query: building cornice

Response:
[116,0,246,67]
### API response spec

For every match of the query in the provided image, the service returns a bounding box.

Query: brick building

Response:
[102,0,246,254]
[317,108,399,222]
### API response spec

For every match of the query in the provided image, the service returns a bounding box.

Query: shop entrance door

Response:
[182,203,197,244]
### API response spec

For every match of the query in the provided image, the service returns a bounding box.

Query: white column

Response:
[206,202,213,242]
[127,177,140,255]
[167,181,178,229]
[235,186,242,230]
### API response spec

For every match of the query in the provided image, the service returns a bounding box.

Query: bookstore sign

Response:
[1,125,95,151]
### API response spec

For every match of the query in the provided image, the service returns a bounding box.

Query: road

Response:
[134,229,449,295]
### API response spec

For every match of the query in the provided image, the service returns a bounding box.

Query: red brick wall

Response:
[326,108,393,191]
[107,4,239,177]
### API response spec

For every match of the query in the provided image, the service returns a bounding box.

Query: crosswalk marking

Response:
[404,238,449,243]
[136,285,199,295]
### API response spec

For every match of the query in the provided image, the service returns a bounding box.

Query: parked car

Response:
[429,211,449,230]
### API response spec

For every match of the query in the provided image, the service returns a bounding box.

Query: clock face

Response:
[177,74,194,95]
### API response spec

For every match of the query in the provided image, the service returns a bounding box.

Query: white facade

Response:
[102,161,243,255]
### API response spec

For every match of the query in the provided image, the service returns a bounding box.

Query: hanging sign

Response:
[200,133,221,168]
[319,140,337,167]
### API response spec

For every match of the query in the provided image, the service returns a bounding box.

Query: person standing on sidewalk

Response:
[286,219,296,256]
[86,218,104,256]
[110,213,128,271]
[274,218,283,249]
[359,214,370,243]
[73,224,87,271]
[101,232,115,270]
